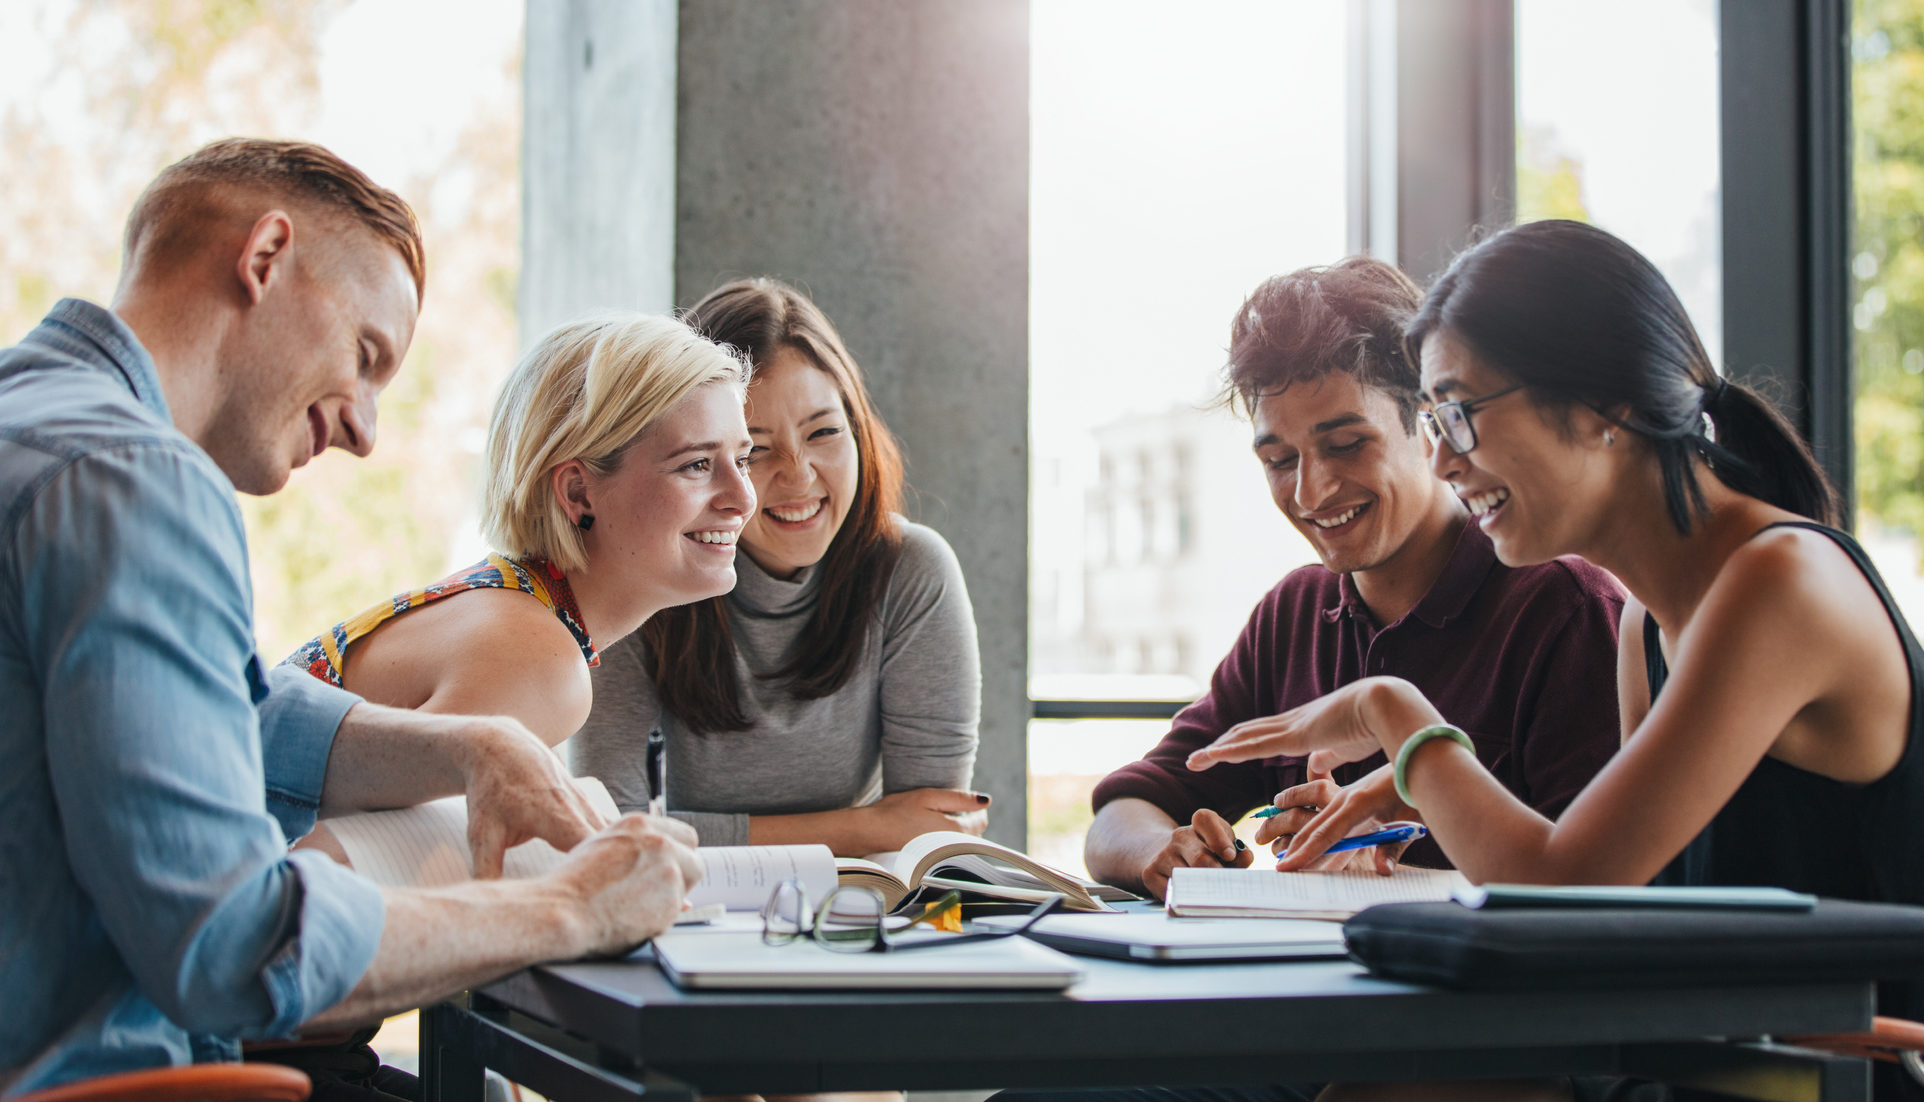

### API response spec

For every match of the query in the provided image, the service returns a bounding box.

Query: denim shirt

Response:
[0,300,386,1095]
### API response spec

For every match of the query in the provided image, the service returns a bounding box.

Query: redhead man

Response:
[0,139,698,1094]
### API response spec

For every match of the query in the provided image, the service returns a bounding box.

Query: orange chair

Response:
[1786,1016,1924,1087]
[8,1063,310,1102]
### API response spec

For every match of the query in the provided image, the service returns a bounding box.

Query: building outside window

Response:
[1027,0,1345,870]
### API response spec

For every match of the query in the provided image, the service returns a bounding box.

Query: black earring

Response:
[577,514,595,531]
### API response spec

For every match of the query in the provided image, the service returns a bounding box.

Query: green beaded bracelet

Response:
[1392,724,1473,807]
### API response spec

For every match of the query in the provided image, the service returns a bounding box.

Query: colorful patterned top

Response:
[282,553,599,688]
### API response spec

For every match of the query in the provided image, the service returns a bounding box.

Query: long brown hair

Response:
[643,278,906,733]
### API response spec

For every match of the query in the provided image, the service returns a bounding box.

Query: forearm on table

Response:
[746,807,874,856]
[303,878,587,1031]
[1084,799,1179,892]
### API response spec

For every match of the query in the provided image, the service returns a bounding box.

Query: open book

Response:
[320,778,839,913]
[1166,865,1469,920]
[319,787,1134,915]
[836,830,1137,913]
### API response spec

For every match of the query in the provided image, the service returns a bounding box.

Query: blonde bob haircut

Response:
[482,312,750,574]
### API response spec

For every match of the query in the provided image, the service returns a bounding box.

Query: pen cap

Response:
[645,727,666,800]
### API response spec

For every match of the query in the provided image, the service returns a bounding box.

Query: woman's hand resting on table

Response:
[856,787,990,852]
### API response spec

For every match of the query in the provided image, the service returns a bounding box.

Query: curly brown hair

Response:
[1221,256,1423,432]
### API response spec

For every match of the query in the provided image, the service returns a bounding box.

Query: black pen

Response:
[645,728,667,817]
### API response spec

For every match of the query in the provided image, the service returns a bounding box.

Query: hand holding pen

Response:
[1269,820,1426,861]
[1255,763,1421,875]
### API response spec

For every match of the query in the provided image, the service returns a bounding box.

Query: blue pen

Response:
[1277,821,1427,861]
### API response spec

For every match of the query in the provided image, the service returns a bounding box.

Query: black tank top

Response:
[1644,521,1924,1094]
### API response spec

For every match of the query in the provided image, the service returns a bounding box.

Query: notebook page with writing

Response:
[690,844,837,910]
[1167,866,1468,920]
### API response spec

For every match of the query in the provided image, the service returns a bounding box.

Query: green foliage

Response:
[1855,0,1924,551]
[1516,150,1591,224]
[1,1,521,656]
[1516,123,1591,225]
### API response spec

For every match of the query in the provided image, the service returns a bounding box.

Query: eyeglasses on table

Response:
[759,879,1061,953]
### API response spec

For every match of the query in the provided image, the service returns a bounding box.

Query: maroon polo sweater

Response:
[1092,521,1625,869]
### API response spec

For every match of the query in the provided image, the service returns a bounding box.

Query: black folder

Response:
[1343,898,1924,989]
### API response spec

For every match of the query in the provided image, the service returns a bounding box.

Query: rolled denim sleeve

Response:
[259,664,361,842]
[21,445,383,1036]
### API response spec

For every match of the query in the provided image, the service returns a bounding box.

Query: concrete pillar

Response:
[676,0,1031,846]
[523,0,1032,846]
[521,0,678,346]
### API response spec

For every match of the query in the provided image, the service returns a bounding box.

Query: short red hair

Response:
[125,138,425,302]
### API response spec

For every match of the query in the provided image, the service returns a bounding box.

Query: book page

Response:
[326,777,620,888]
[1167,866,1466,917]
[888,831,1081,889]
[873,831,1111,911]
[689,844,838,910]
[325,795,487,887]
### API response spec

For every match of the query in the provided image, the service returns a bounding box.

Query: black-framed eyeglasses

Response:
[1419,383,1527,454]
[759,880,1061,953]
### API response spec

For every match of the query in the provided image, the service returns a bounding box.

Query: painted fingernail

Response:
[1234,838,1248,853]
[975,793,991,804]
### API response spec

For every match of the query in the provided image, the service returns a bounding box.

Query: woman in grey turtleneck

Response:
[571,278,985,855]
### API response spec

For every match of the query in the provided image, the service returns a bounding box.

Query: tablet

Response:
[974,911,1349,963]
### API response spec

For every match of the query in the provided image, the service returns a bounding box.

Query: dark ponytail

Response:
[1407,220,1838,533]
[1697,378,1840,527]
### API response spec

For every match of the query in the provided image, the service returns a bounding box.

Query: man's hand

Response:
[319,702,612,874]
[1139,808,1253,900]
[461,718,613,878]
[1261,763,1417,875]
[306,812,704,1030]
[559,813,703,956]
[857,788,990,852]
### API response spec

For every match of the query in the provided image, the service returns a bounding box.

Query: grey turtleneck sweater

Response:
[568,520,981,845]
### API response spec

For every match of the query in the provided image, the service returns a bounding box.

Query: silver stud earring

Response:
[1604,430,1616,447]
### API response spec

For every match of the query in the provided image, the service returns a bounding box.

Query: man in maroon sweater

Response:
[1086,257,1624,898]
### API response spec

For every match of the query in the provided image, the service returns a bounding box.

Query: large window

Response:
[1027,1,1348,870]
[0,0,523,664]
[1853,0,1924,624]
[1513,0,1722,362]
[0,1,522,1071]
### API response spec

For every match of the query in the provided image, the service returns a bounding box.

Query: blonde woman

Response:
[286,311,754,751]
[270,314,751,1094]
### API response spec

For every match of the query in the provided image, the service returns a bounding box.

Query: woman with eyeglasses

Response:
[1188,219,1924,1102]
